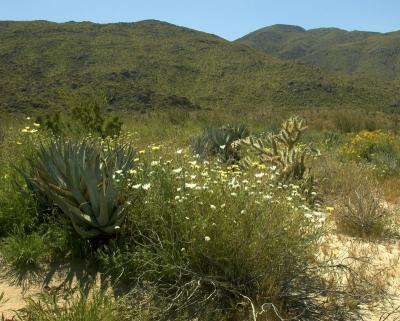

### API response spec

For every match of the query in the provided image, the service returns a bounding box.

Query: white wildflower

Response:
[254,172,264,178]
[185,183,197,189]
[142,183,151,190]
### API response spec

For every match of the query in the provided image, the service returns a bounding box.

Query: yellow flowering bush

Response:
[341,130,396,161]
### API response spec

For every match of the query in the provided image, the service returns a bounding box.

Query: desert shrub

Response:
[18,139,135,239]
[335,173,392,238]
[95,148,365,320]
[333,110,364,133]
[164,108,191,125]
[340,130,400,176]
[69,94,123,138]
[37,93,123,138]
[191,124,249,163]
[341,130,395,160]
[16,289,129,321]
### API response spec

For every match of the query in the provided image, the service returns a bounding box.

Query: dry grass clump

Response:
[313,158,395,238]
[335,170,393,238]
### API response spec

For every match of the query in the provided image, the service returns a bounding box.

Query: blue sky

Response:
[1,0,399,40]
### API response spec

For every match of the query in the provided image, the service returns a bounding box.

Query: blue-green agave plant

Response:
[22,140,135,238]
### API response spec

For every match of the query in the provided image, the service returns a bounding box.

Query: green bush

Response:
[96,160,329,319]
[37,92,123,138]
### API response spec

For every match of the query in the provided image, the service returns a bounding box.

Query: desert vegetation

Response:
[1,98,400,321]
[1,16,400,321]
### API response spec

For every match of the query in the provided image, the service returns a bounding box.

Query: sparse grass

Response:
[16,289,129,321]
[335,171,393,238]
[0,232,48,272]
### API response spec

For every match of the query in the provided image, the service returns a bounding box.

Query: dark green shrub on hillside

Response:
[37,92,123,138]
[70,94,123,138]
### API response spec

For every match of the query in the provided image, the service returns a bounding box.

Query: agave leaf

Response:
[70,218,100,239]
[97,179,111,227]
[81,156,101,217]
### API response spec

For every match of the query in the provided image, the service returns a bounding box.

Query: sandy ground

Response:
[319,233,400,320]
[0,282,41,319]
[0,262,104,320]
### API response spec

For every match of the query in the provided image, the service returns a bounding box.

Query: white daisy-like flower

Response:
[185,183,197,189]
[142,183,151,190]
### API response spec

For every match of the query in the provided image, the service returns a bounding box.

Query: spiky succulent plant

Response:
[192,124,249,163]
[21,140,135,238]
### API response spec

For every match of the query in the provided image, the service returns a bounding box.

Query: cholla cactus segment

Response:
[241,117,309,182]
[22,140,135,238]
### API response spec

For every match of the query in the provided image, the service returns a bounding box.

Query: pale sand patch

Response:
[0,281,42,319]
[0,263,106,319]
[320,232,400,321]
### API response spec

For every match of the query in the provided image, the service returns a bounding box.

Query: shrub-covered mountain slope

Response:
[0,20,398,112]
[236,24,400,82]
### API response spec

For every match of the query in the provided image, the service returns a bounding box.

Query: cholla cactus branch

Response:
[241,117,309,182]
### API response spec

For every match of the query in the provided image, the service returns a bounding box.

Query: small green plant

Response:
[20,140,135,238]
[192,124,249,163]
[1,232,48,271]
[16,289,129,321]
[333,110,363,133]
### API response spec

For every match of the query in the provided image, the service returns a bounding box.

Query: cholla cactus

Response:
[21,140,135,238]
[242,117,309,181]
